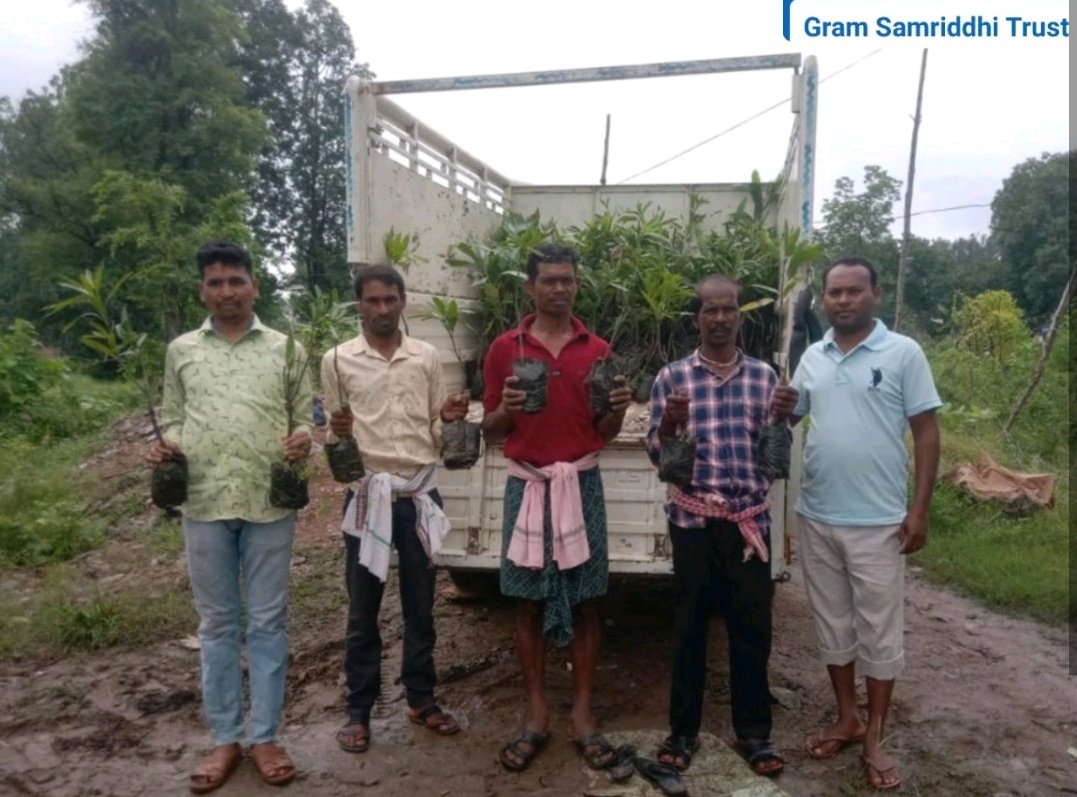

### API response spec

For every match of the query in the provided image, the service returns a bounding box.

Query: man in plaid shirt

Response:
[647,275,798,778]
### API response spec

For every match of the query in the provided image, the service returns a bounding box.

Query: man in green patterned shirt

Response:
[148,241,312,793]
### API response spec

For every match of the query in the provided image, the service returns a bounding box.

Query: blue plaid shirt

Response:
[647,350,778,530]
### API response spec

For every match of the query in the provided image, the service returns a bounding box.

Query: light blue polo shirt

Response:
[791,320,941,525]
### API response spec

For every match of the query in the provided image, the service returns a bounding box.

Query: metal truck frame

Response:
[343,53,818,580]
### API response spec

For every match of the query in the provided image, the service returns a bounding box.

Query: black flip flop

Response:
[634,756,688,796]
[574,733,618,769]
[607,745,637,783]
[499,729,550,772]
[657,734,700,771]
[735,738,784,777]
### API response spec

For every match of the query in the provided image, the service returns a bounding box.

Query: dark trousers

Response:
[342,490,441,723]
[668,519,774,741]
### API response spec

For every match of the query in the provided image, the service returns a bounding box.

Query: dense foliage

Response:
[451,179,823,385]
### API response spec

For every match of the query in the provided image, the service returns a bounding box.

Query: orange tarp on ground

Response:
[944,451,1056,509]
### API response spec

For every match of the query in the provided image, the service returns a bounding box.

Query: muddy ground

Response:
[0,421,1075,797]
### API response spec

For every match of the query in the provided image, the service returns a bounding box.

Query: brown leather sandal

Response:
[189,743,242,794]
[249,742,296,786]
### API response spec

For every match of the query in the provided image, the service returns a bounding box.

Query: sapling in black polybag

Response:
[658,432,697,487]
[421,297,483,470]
[513,329,548,414]
[757,371,792,481]
[757,422,792,481]
[324,343,366,483]
[586,356,621,416]
[268,329,311,510]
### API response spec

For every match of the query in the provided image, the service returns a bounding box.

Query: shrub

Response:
[0,319,65,423]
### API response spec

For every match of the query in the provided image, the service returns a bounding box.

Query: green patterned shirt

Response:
[162,315,313,523]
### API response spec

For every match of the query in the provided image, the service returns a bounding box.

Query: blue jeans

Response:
[184,515,295,745]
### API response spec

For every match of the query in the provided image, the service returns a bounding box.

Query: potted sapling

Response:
[513,329,548,414]
[586,309,630,416]
[48,268,187,509]
[126,330,188,509]
[423,297,482,469]
[268,329,312,509]
[324,341,366,482]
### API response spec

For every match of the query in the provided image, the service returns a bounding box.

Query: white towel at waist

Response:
[341,464,450,582]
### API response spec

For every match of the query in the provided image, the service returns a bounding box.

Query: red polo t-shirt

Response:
[482,314,611,467]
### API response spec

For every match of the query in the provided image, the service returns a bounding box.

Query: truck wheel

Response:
[447,569,499,597]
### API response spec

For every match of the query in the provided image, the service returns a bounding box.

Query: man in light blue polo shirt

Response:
[790,257,940,792]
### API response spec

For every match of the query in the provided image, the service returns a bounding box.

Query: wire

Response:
[812,202,992,231]
[615,49,884,185]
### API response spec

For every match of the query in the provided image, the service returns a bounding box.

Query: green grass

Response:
[915,401,1069,625]
[919,483,1068,624]
[916,331,1070,625]
[146,515,185,557]
[0,375,141,567]
[0,566,195,658]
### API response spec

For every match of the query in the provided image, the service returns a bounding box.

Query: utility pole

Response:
[600,114,611,186]
[894,49,928,332]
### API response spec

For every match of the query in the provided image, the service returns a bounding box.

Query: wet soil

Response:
[0,421,1074,797]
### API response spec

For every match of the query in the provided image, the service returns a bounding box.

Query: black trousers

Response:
[342,490,441,723]
[668,519,774,741]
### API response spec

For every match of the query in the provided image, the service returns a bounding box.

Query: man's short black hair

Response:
[526,243,579,280]
[196,241,253,277]
[687,274,741,314]
[823,256,878,290]
[353,263,406,300]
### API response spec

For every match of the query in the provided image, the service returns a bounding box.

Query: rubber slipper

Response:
[189,744,241,794]
[607,745,637,783]
[805,728,866,760]
[634,756,688,796]
[734,738,784,777]
[574,732,618,769]
[657,734,700,771]
[499,729,550,772]
[407,703,460,735]
[863,749,902,791]
[335,721,370,753]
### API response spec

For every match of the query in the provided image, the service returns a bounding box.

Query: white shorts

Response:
[796,514,905,680]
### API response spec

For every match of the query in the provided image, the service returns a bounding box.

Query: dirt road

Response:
[1,430,1074,796]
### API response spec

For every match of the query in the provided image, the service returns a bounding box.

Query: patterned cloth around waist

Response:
[669,486,770,563]
[500,467,608,647]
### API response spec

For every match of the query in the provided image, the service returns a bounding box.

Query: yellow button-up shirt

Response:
[320,332,446,479]
[162,315,313,523]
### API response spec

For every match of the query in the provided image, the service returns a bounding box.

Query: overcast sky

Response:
[1,0,1069,241]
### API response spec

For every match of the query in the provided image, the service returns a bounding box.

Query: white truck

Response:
[343,54,818,582]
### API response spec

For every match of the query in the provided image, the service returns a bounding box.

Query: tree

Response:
[819,165,903,257]
[70,0,265,215]
[952,290,1027,365]
[0,0,270,345]
[234,0,357,293]
[229,0,301,257]
[0,78,102,335]
[990,151,1070,324]
[818,166,902,319]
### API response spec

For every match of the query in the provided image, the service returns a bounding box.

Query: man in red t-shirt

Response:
[483,243,632,773]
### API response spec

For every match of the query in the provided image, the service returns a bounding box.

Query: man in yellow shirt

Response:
[322,264,468,754]
[148,241,312,793]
